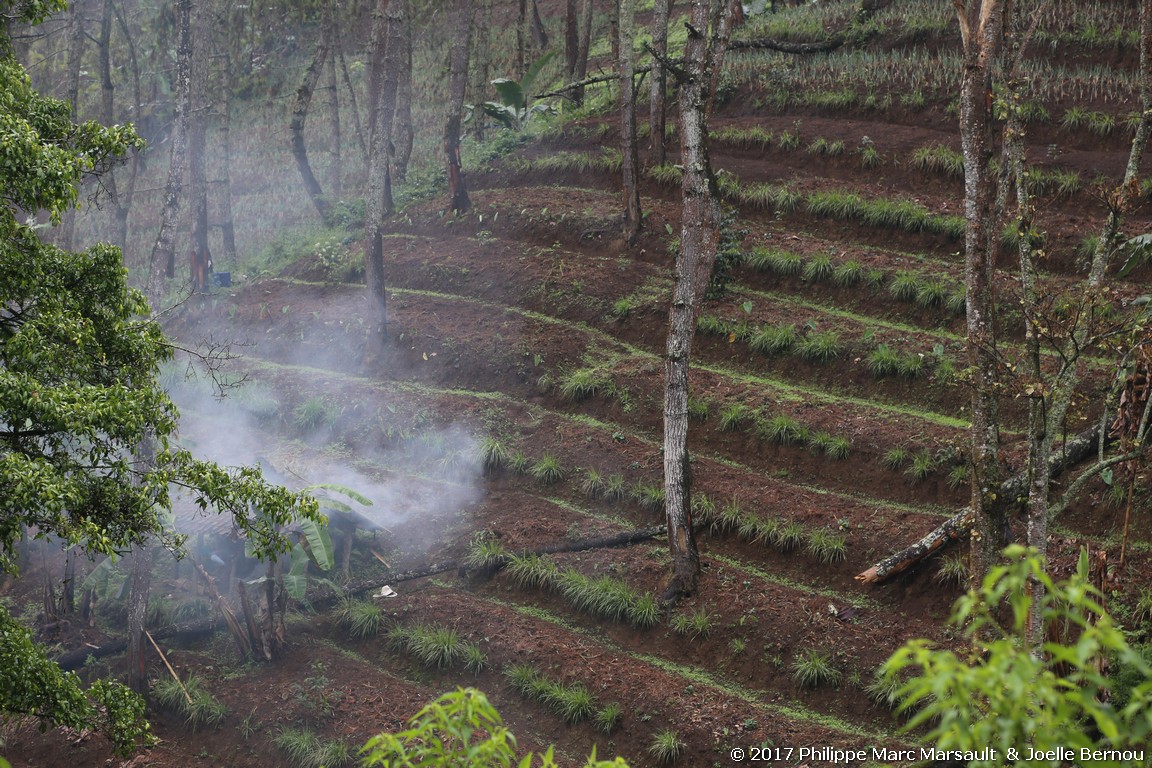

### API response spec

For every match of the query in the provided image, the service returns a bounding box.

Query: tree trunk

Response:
[218,41,237,262]
[574,0,594,105]
[393,9,414,183]
[649,0,672,164]
[324,3,342,201]
[126,544,154,694]
[469,0,491,140]
[517,0,527,77]
[188,0,212,293]
[109,0,142,256]
[339,47,369,168]
[618,0,641,243]
[364,0,404,363]
[58,0,86,253]
[444,0,473,213]
[565,0,579,78]
[662,0,728,604]
[148,0,192,299]
[955,0,1007,586]
[100,0,139,252]
[531,0,549,50]
[289,40,332,224]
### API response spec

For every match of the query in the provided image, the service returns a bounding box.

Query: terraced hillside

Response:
[5,1,1152,766]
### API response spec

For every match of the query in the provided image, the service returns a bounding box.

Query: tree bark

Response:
[187,0,212,293]
[393,3,414,183]
[100,0,140,253]
[364,0,405,363]
[469,0,491,141]
[444,0,473,213]
[289,40,332,224]
[531,0,549,50]
[565,0,579,79]
[955,0,1007,586]
[324,2,342,201]
[574,0,594,105]
[218,36,237,262]
[148,0,192,300]
[662,0,729,604]
[339,47,369,168]
[618,0,641,243]
[649,0,672,164]
[58,0,87,253]
[126,544,154,694]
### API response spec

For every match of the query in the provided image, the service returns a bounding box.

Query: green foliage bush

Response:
[884,546,1152,763]
[362,688,631,766]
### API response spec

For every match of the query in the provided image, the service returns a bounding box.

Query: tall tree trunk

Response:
[618,0,641,243]
[444,0,473,213]
[517,0,528,77]
[100,0,132,251]
[649,0,672,164]
[218,41,237,262]
[574,0,594,105]
[109,0,141,261]
[324,3,342,200]
[364,0,404,363]
[148,0,192,298]
[58,0,86,253]
[531,0,549,50]
[565,0,579,78]
[339,47,369,168]
[469,0,491,140]
[188,0,211,293]
[126,544,153,694]
[663,0,728,604]
[289,41,332,223]
[955,0,1007,586]
[393,8,414,183]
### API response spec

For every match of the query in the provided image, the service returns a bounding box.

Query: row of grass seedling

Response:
[911,143,1082,198]
[504,664,621,731]
[691,494,848,564]
[511,148,623,175]
[388,623,488,673]
[880,445,968,488]
[699,311,954,383]
[708,399,853,460]
[742,246,967,316]
[478,437,566,485]
[504,552,661,629]
[647,162,966,239]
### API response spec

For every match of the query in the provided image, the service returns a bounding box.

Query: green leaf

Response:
[491,78,525,112]
[295,518,334,572]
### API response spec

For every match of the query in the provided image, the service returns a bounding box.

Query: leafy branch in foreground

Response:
[360,687,630,767]
[883,546,1152,765]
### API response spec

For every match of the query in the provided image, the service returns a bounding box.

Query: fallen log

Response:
[56,620,218,671]
[856,423,1107,584]
[349,524,667,594]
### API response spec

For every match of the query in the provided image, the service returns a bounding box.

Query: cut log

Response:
[856,423,1107,584]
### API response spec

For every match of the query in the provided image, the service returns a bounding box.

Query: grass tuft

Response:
[529,454,565,485]
[648,729,685,764]
[792,648,842,689]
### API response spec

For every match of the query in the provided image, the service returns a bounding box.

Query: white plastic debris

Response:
[375,585,398,599]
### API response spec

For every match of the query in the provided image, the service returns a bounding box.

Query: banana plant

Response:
[475,52,557,131]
